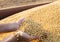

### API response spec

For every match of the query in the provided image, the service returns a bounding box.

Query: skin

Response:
[1,31,38,42]
[0,18,24,33]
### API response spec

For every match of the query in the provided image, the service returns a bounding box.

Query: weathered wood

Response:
[0,0,52,19]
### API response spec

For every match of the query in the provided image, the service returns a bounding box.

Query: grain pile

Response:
[0,0,60,42]
[0,0,56,8]
[20,1,60,42]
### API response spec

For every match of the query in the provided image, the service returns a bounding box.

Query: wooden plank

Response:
[0,0,53,19]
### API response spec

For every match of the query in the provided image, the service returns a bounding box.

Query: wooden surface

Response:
[0,0,56,19]
[0,0,56,8]
[0,2,51,20]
